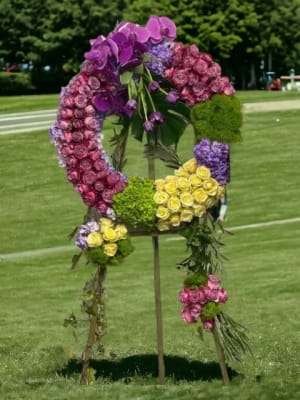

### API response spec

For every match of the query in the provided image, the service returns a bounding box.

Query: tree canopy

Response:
[1,0,299,88]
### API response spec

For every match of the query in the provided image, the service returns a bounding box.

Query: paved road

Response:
[1,99,300,135]
[0,109,57,135]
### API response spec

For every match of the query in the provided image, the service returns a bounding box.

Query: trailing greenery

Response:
[112,176,156,229]
[190,94,243,143]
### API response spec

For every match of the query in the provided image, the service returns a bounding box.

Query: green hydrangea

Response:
[190,94,242,143]
[201,302,222,319]
[184,272,208,288]
[113,176,156,229]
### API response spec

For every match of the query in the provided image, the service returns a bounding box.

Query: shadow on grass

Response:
[59,353,239,382]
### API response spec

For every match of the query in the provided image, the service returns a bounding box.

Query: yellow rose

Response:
[102,227,118,242]
[192,188,208,204]
[103,242,118,257]
[182,158,197,174]
[156,206,170,221]
[165,175,177,183]
[155,178,166,191]
[169,213,181,227]
[180,192,194,208]
[196,166,211,179]
[193,204,206,217]
[205,196,217,208]
[115,224,128,240]
[167,196,181,213]
[153,190,169,205]
[176,176,190,191]
[202,177,218,196]
[86,232,103,248]
[174,166,189,177]
[189,174,202,188]
[156,220,170,232]
[99,217,113,233]
[217,185,226,199]
[180,209,194,223]
[164,181,178,195]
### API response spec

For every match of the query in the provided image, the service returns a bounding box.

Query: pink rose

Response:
[73,108,85,119]
[84,116,99,130]
[179,288,191,304]
[94,180,104,192]
[61,145,74,157]
[83,191,96,206]
[102,189,114,204]
[79,84,93,98]
[67,170,80,184]
[93,159,108,171]
[189,289,200,304]
[106,172,120,187]
[207,275,221,289]
[58,120,70,130]
[193,58,209,75]
[82,170,97,185]
[84,105,96,116]
[197,288,207,304]
[75,184,89,194]
[75,94,88,109]
[62,132,72,143]
[61,95,74,108]
[60,108,73,120]
[172,69,189,88]
[84,130,97,140]
[97,201,108,214]
[204,287,219,302]
[65,155,78,168]
[203,319,215,330]
[71,131,84,142]
[72,119,84,129]
[181,307,196,323]
[163,67,175,80]
[88,76,101,90]
[74,144,88,159]
[186,44,200,58]
[80,159,92,171]
[183,56,197,69]
[217,288,228,303]
[207,62,221,78]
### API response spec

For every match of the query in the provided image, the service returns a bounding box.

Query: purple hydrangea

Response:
[146,41,173,75]
[193,138,230,185]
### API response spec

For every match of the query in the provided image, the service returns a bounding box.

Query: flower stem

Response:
[80,265,106,385]
[211,323,230,385]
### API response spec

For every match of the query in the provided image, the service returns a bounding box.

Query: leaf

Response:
[130,111,144,142]
[120,71,133,85]
[71,252,82,270]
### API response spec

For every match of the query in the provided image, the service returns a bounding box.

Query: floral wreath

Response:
[49,15,249,384]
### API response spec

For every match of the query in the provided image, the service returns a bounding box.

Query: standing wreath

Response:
[49,15,250,385]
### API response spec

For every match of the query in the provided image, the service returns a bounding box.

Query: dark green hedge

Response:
[0,72,35,95]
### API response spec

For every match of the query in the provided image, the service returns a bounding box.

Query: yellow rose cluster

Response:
[154,158,225,231]
[86,218,128,257]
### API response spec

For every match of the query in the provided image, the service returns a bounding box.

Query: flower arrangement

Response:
[154,159,225,231]
[179,273,228,329]
[76,217,134,265]
[49,14,249,386]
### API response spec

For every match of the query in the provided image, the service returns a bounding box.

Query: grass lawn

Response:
[0,105,299,399]
[0,90,300,115]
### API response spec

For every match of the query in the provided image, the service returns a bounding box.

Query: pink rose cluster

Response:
[179,274,228,330]
[164,42,234,106]
[49,70,127,216]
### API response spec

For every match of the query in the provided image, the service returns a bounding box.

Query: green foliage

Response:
[190,94,243,143]
[183,272,208,288]
[0,72,35,95]
[201,302,222,319]
[85,247,109,265]
[113,176,156,229]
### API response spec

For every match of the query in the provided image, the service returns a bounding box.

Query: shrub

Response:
[0,72,35,95]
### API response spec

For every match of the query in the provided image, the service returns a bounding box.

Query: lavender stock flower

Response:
[193,138,230,184]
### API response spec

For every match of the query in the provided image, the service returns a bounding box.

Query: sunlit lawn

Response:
[0,107,300,399]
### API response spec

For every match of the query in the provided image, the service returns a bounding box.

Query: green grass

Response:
[0,90,300,115]
[0,94,59,113]
[0,107,300,399]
